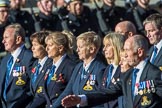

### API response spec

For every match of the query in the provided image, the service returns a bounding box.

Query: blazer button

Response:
[50,105,52,107]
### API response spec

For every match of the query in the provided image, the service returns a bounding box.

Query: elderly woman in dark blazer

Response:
[27,31,53,108]
[29,31,77,108]
[53,31,107,108]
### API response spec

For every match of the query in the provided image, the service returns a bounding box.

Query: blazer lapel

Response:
[133,62,149,106]
[0,55,10,95]
[80,60,97,90]
[154,47,162,65]
[148,46,153,59]
[7,48,25,89]
[127,76,134,107]
[48,56,68,96]
[123,68,134,107]
[34,58,52,93]
[74,68,83,95]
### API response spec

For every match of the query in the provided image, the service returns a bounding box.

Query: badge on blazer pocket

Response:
[83,80,93,91]
[56,73,65,83]
[37,86,43,93]
[16,77,26,85]
[51,73,57,81]
[141,96,151,106]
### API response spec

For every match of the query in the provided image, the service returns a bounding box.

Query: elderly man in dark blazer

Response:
[61,34,162,108]
[143,13,162,69]
[0,23,35,108]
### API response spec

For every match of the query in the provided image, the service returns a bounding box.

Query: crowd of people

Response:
[0,0,161,108]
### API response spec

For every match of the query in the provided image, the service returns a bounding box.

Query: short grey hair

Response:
[5,23,26,42]
[133,35,149,54]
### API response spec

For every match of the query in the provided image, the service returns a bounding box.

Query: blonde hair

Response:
[103,32,126,65]
[62,30,76,52]
[77,31,101,52]
[45,31,72,54]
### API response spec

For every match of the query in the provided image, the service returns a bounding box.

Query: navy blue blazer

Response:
[100,65,122,108]
[28,55,76,108]
[26,57,52,108]
[53,57,106,108]
[86,62,162,108]
[0,46,35,108]
[30,58,53,95]
[148,46,162,68]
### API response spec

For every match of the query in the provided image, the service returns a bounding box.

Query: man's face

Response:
[144,22,162,45]
[10,0,22,9]
[137,0,150,6]
[37,0,53,14]
[68,1,83,16]
[103,0,115,6]
[115,25,129,39]
[0,7,8,24]
[124,38,140,67]
[2,28,17,52]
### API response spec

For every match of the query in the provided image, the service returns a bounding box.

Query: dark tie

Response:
[46,65,56,85]
[106,64,114,87]
[132,68,139,99]
[151,46,158,64]
[3,55,13,101]
[32,63,41,84]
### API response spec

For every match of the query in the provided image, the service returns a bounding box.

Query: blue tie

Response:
[3,55,13,101]
[32,63,41,84]
[81,67,86,80]
[151,46,158,64]
[106,64,114,87]
[132,68,139,99]
[46,65,56,85]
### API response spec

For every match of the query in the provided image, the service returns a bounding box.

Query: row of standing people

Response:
[0,0,159,53]
[0,13,162,108]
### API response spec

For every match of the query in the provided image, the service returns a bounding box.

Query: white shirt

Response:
[38,56,48,72]
[83,58,95,72]
[111,64,118,79]
[53,54,67,72]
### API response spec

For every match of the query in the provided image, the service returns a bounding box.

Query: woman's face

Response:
[46,39,60,59]
[31,38,46,59]
[119,52,131,72]
[76,39,89,61]
[103,40,114,60]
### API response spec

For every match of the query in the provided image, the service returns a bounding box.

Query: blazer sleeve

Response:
[86,80,123,107]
